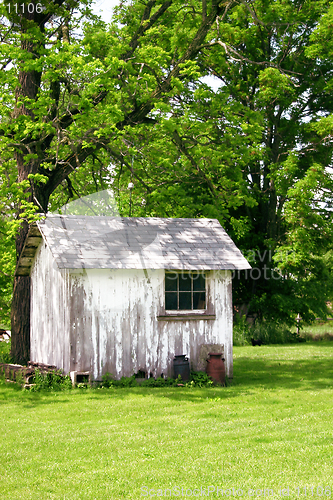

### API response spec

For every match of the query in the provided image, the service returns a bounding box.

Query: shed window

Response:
[165,271,206,310]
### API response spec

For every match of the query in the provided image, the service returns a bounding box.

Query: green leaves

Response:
[1,0,333,329]
[258,68,295,104]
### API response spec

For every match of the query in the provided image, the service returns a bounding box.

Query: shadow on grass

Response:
[0,380,73,407]
[232,356,333,390]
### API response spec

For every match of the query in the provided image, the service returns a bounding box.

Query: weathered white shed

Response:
[17,215,250,381]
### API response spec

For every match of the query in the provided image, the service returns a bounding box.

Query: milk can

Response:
[173,354,190,382]
[206,353,225,385]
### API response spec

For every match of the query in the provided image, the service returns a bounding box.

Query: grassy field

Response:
[1,343,333,500]
[298,321,333,340]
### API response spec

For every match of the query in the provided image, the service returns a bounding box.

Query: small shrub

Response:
[139,376,159,387]
[101,373,137,388]
[116,375,137,387]
[233,316,250,346]
[0,339,12,363]
[14,370,25,388]
[99,372,216,389]
[29,369,72,392]
[233,315,308,345]
[101,372,114,388]
[189,371,214,388]
[250,321,301,344]
[140,376,178,387]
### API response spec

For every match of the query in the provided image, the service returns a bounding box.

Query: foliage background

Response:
[1,0,333,329]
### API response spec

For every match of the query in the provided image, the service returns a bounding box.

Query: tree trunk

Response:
[11,220,31,364]
[11,277,30,365]
[10,167,49,364]
[9,5,43,363]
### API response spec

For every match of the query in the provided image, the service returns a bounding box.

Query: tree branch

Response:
[122,1,173,61]
[106,147,152,192]
[172,130,217,197]
[117,0,225,128]
[38,1,173,149]
[14,0,226,200]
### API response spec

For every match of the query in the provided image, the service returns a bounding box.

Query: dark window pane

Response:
[193,292,206,309]
[179,273,191,291]
[179,292,191,310]
[166,292,177,310]
[193,273,205,291]
[165,273,178,291]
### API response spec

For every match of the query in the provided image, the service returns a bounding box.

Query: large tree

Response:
[2,0,333,359]
[204,0,333,323]
[0,0,238,363]
[112,0,333,325]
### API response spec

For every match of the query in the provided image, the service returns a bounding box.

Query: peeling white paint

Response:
[30,244,233,380]
[30,243,71,371]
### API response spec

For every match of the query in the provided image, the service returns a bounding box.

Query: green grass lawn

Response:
[1,343,333,500]
[298,321,333,340]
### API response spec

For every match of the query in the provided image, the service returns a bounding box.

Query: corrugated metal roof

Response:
[35,215,250,271]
